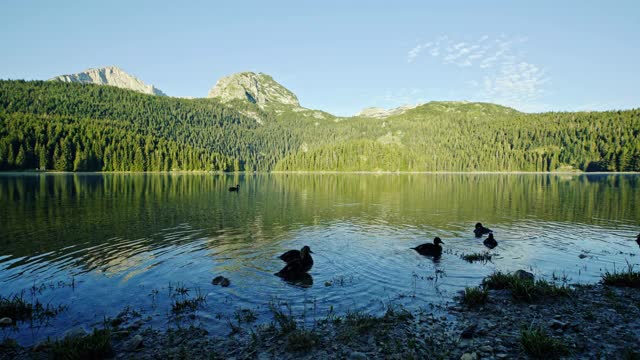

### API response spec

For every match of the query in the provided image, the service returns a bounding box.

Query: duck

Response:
[228,184,240,192]
[275,246,314,278]
[474,222,492,238]
[483,233,498,249]
[636,233,640,247]
[279,245,314,263]
[411,237,444,257]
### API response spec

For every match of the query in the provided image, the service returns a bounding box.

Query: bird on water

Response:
[411,237,444,257]
[483,233,498,249]
[228,184,240,192]
[275,246,314,278]
[474,222,492,238]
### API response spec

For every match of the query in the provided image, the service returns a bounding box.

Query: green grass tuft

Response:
[461,252,492,263]
[268,302,297,334]
[0,293,66,322]
[602,264,640,288]
[483,271,571,302]
[171,289,207,314]
[344,310,378,334]
[461,286,488,307]
[286,329,319,352]
[520,326,569,359]
[234,308,258,323]
[50,328,113,360]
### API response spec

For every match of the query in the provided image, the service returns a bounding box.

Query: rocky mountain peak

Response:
[207,72,299,107]
[50,66,166,96]
[356,104,422,118]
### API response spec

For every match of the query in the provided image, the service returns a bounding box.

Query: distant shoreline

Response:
[0,170,639,175]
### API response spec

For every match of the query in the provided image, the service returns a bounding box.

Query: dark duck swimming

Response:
[474,222,492,238]
[275,246,314,278]
[228,184,240,192]
[412,237,444,257]
[483,233,498,249]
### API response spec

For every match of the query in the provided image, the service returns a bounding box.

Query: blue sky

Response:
[1,0,638,115]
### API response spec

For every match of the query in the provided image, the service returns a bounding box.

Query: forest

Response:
[0,80,639,172]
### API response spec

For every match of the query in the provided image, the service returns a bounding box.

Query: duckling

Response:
[275,246,314,277]
[474,222,492,238]
[279,246,314,263]
[411,237,444,257]
[228,184,240,192]
[483,233,498,249]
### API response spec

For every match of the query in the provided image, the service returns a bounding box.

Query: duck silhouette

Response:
[275,246,314,278]
[411,237,444,257]
[279,246,314,263]
[228,184,240,192]
[474,222,492,238]
[483,233,498,249]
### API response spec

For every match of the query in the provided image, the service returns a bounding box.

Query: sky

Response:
[1,0,638,115]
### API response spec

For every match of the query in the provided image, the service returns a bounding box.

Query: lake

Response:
[0,173,638,345]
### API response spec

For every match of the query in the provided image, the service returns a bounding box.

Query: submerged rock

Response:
[127,334,144,351]
[514,270,534,281]
[64,326,87,338]
[212,276,231,287]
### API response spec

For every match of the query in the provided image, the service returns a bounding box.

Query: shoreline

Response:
[1,170,639,175]
[2,273,638,359]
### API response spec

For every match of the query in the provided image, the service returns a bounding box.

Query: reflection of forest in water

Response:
[0,173,638,261]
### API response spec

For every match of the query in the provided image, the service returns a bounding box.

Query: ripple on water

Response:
[0,173,639,346]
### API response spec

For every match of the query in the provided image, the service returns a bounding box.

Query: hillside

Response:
[0,79,639,172]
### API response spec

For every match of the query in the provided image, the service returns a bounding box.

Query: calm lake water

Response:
[1,173,639,345]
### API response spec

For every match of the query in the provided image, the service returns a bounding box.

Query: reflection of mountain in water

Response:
[0,173,638,277]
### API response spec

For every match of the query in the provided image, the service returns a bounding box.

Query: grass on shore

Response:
[50,329,113,360]
[286,329,319,352]
[483,271,571,302]
[461,286,488,307]
[602,263,640,288]
[520,326,569,359]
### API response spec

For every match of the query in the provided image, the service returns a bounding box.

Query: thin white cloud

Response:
[406,35,549,111]
[479,61,549,111]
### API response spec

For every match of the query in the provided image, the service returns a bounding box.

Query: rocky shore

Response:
[2,274,639,359]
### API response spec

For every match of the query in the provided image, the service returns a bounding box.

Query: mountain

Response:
[207,72,299,107]
[356,101,520,119]
[0,79,639,173]
[356,104,421,118]
[50,66,167,96]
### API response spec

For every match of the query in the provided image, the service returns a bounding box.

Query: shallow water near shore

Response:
[0,173,638,345]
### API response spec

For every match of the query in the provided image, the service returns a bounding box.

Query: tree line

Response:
[0,80,638,172]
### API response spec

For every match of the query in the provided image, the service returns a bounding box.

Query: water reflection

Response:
[0,173,638,345]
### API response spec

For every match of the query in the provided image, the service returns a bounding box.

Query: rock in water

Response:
[127,334,144,351]
[64,326,88,338]
[514,270,534,281]
[212,276,230,287]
